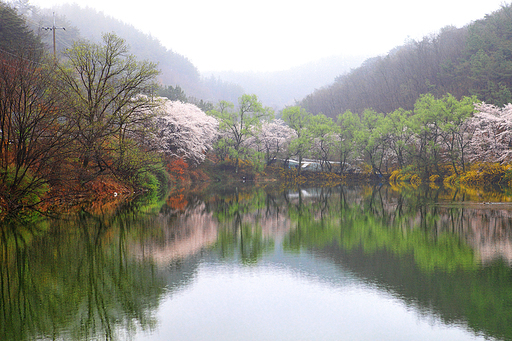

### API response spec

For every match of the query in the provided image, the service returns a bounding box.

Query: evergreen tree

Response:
[0,2,42,54]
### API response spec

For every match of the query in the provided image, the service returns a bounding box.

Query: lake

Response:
[1,182,511,341]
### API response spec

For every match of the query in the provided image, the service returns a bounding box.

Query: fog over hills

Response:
[25,2,367,108]
[208,54,367,109]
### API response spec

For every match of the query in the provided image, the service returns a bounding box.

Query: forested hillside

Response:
[300,4,512,118]
[5,0,512,220]
[57,4,202,92]
[21,3,243,102]
[0,2,42,52]
[19,2,363,109]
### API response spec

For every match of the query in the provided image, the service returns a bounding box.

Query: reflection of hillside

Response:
[0,217,168,341]
[153,184,512,267]
[278,184,512,341]
[5,183,512,341]
[322,246,439,308]
[142,183,512,341]
[310,243,512,341]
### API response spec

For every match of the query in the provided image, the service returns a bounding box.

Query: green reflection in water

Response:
[210,187,274,265]
[278,184,512,340]
[1,183,512,341]
[0,197,168,341]
[283,185,478,272]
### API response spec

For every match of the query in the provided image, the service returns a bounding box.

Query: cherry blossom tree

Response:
[154,99,218,166]
[469,102,512,163]
[252,119,295,166]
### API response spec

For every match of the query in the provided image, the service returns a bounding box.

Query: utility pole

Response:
[42,12,65,60]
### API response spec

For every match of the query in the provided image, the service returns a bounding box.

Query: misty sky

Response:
[28,0,508,72]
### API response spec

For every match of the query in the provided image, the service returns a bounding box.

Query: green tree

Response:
[356,109,387,175]
[437,94,477,174]
[411,94,446,177]
[281,106,313,174]
[336,110,362,174]
[57,33,159,182]
[382,108,415,169]
[309,114,336,172]
[412,93,476,176]
[209,94,273,173]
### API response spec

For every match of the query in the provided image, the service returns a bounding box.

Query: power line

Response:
[23,13,73,53]
[55,33,73,50]
[0,47,45,66]
[41,12,65,60]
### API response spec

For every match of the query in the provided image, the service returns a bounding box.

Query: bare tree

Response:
[57,33,159,181]
[0,49,72,214]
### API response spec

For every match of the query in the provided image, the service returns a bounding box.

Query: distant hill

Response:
[208,55,366,109]
[18,2,379,109]
[33,5,203,94]
[23,2,368,109]
[300,4,512,118]
[21,3,242,102]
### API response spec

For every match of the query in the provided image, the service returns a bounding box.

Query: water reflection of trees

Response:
[210,187,276,264]
[278,184,512,341]
[3,183,512,340]
[158,182,512,339]
[0,206,167,341]
[186,183,512,269]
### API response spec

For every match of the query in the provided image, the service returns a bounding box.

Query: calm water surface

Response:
[2,183,511,340]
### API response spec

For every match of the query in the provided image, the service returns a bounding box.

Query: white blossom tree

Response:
[154,99,218,165]
[251,119,295,166]
[469,102,512,163]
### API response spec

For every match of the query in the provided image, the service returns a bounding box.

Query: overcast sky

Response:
[28,0,508,73]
